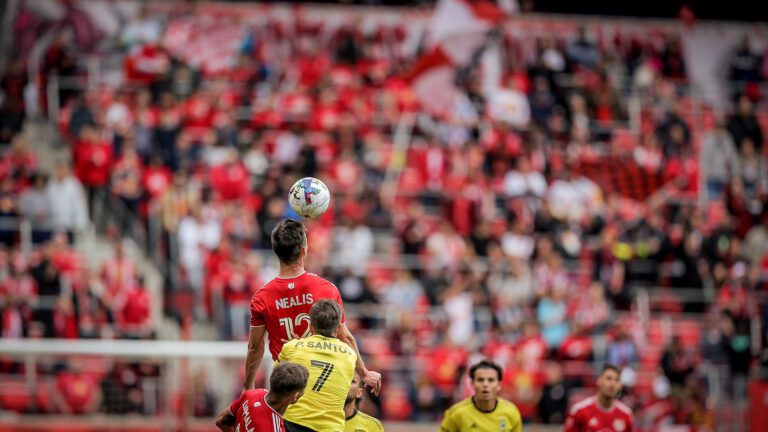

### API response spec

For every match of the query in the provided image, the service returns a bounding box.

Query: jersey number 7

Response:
[310,360,334,392]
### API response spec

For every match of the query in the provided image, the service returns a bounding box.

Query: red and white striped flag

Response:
[408,0,504,116]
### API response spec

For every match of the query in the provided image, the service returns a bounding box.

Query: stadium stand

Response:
[1,1,767,431]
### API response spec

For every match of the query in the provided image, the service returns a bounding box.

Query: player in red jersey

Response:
[215,362,309,432]
[243,219,382,394]
[564,364,634,432]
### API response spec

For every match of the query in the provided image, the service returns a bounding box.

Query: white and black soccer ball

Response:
[288,177,331,218]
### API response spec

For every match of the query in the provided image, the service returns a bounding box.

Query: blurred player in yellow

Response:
[278,299,357,432]
[344,372,384,432]
[439,360,522,432]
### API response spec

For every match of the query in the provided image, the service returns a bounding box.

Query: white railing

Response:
[0,338,245,359]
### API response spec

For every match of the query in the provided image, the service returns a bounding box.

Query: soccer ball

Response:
[288,177,331,218]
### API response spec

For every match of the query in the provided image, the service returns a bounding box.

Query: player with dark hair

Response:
[439,360,522,432]
[344,373,384,432]
[215,361,309,432]
[244,219,381,394]
[564,364,634,432]
[278,299,358,432]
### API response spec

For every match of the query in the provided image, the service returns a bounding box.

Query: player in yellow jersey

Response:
[345,372,384,432]
[440,360,523,432]
[278,299,357,432]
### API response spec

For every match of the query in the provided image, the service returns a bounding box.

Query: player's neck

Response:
[278,262,305,279]
[596,394,614,411]
[344,402,357,419]
[472,396,497,413]
[265,393,291,416]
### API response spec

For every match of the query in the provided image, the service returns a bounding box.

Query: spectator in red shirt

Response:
[101,241,137,306]
[638,374,676,430]
[142,154,173,202]
[3,135,38,180]
[209,149,250,201]
[53,295,79,339]
[221,254,262,341]
[503,352,544,421]
[559,323,594,361]
[124,41,170,85]
[52,361,102,415]
[427,339,469,402]
[73,125,114,212]
[119,277,152,338]
[517,322,548,366]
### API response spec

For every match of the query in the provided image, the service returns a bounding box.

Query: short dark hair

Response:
[469,360,503,382]
[600,363,621,376]
[270,362,309,397]
[310,299,342,338]
[271,219,307,263]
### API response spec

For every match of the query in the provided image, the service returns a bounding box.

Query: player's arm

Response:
[338,322,382,395]
[243,325,267,391]
[214,406,236,432]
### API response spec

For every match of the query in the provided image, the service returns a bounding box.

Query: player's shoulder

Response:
[278,339,300,359]
[445,397,475,416]
[244,387,268,397]
[283,338,301,349]
[251,278,278,298]
[305,272,337,289]
[614,399,634,418]
[569,396,596,415]
[244,388,268,402]
[357,411,384,429]
[497,397,522,416]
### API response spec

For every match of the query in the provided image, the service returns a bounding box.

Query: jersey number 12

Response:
[279,313,311,340]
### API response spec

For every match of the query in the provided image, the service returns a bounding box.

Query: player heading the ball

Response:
[243,219,381,395]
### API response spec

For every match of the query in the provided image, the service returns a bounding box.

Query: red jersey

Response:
[55,372,98,414]
[565,396,634,432]
[250,272,345,360]
[228,388,285,432]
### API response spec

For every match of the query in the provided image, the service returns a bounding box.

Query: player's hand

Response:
[280,330,301,343]
[363,370,382,396]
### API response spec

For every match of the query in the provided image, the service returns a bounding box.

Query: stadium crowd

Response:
[1,3,768,429]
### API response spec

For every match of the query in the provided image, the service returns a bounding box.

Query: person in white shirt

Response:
[178,206,221,317]
[46,161,88,239]
[333,213,374,276]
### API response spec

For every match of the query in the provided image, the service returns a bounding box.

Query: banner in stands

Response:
[13,0,140,59]
[10,1,768,101]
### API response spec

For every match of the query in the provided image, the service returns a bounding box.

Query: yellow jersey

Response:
[345,409,384,432]
[279,335,357,432]
[439,397,522,432]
